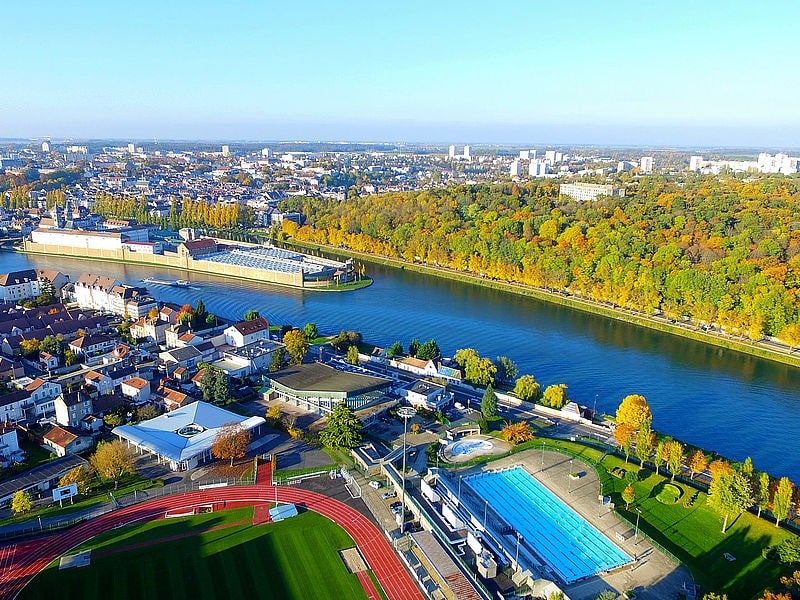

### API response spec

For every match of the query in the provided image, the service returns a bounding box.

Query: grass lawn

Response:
[541,438,794,598]
[20,507,369,600]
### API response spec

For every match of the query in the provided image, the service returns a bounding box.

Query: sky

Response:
[2,0,799,146]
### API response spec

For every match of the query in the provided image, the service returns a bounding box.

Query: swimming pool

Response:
[466,466,630,583]
[449,438,494,456]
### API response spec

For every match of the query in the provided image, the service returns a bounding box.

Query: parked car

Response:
[381,491,396,500]
[368,480,383,489]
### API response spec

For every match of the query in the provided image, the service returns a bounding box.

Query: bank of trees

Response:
[281,177,800,340]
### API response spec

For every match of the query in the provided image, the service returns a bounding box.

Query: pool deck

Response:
[477,449,695,600]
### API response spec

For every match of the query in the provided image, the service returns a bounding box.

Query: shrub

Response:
[656,483,683,504]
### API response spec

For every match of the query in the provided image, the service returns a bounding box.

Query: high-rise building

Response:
[545,150,557,164]
[261,148,272,158]
[559,182,625,202]
[519,150,529,160]
[127,143,135,154]
[463,145,470,160]
[448,145,456,159]
[529,160,548,177]
[41,141,50,152]
[640,156,654,174]
[510,161,520,176]
[689,156,704,171]
[222,145,230,157]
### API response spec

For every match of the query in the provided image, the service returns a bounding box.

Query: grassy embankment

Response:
[282,238,800,369]
[20,508,370,600]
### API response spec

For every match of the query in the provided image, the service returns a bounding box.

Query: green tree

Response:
[199,367,216,401]
[454,347,479,367]
[213,371,232,404]
[708,471,754,533]
[387,341,403,357]
[616,394,652,431]
[103,413,123,428]
[773,477,794,527]
[667,440,684,481]
[481,383,498,418]
[757,472,771,518]
[622,484,635,509]
[11,490,33,515]
[345,345,360,365]
[283,329,309,364]
[513,374,541,402]
[541,384,569,409]
[416,339,440,360]
[90,440,137,490]
[134,404,160,422]
[269,347,286,372]
[319,402,363,449]
[494,356,518,383]
[635,420,655,466]
[303,322,318,341]
[244,309,260,321]
[63,349,78,366]
[465,356,497,387]
[408,338,420,357]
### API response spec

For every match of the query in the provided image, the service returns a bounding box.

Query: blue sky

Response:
[2,0,799,146]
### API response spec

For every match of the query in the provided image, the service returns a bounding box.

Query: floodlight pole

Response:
[483,499,488,529]
[635,508,641,542]
[569,459,574,493]
[515,532,522,567]
[398,406,416,533]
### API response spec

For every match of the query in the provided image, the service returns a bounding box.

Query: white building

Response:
[529,160,548,177]
[127,143,135,154]
[448,145,456,159]
[73,273,121,312]
[559,182,625,202]
[689,155,704,171]
[510,161,520,177]
[222,145,231,157]
[224,317,270,348]
[400,380,451,411]
[463,145,471,160]
[519,150,530,160]
[0,269,41,303]
[121,377,151,405]
[640,156,654,174]
[31,228,124,251]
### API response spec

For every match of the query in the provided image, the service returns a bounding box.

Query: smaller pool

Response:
[449,438,494,456]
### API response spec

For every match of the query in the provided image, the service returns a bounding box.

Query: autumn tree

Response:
[481,383,498,419]
[11,490,33,515]
[777,323,800,353]
[211,422,252,466]
[500,421,534,445]
[616,394,652,431]
[283,329,309,364]
[541,384,569,409]
[709,459,733,482]
[90,440,137,490]
[266,404,283,427]
[654,440,666,476]
[345,344,360,365]
[319,402,362,449]
[773,477,794,527]
[59,465,94,494]
[688,450,708,478]
[708,471,753,533]
[622,485,635,509]
[513,374,541,402]
[614,423,635,463]
[135,404,160,422]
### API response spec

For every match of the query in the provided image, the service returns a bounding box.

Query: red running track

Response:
[0,486,424,600]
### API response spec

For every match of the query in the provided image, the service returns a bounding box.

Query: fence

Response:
[0,476,254,543]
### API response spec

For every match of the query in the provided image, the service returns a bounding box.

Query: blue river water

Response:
[2,251,798,480]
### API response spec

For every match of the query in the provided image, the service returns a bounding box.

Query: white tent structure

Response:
[113,401,265,471]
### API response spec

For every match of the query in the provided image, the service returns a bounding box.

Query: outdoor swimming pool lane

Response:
[465,466,631,584]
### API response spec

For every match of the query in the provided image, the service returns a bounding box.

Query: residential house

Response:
[0,390,34,423]
[391,357,439,377]
[154,385,198,412]
[39,351,60,371]
[0,269,41,303]
[224,317,270,348]
[108,285,157,320]
[401,380,451,411]
[130,317,170,344]
[0,420,22,466]
[23,377,62,418]
[121,377,151,405]
[68,334,116,358]
[73,273,120,312]
[34,269,70,297]
[0,356,24,380]
[212,339,283,378]
[43,425,92,457]
[84,370,114,395]
[54,390,93,428]
[159,345,203,372]
[164,323,191,348]
[102,365,139,389]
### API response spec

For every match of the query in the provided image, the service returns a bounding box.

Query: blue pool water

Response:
[449,438,494,456]
[466,466,631,583]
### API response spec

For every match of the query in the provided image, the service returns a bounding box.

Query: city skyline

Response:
[2,0,799,145]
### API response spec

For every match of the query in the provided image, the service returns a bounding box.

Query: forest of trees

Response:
[280,176,800,340]
[93,192,255,230]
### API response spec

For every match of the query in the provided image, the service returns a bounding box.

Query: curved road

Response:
[0,485,424,600]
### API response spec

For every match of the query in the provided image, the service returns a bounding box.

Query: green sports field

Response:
[20,507,371,600]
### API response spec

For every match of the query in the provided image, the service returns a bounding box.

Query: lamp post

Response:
[634,507,642,542]
[515,532,523,568]
[568,459,574,493]
[593,394,598,422]
[397,406,416,533]
[458,474,463,504]
[541,440,546,471]
[483,499,488,529]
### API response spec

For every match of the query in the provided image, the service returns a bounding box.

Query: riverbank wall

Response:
[282,238,800,369]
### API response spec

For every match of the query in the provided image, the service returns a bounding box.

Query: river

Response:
[3,251,798,480]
